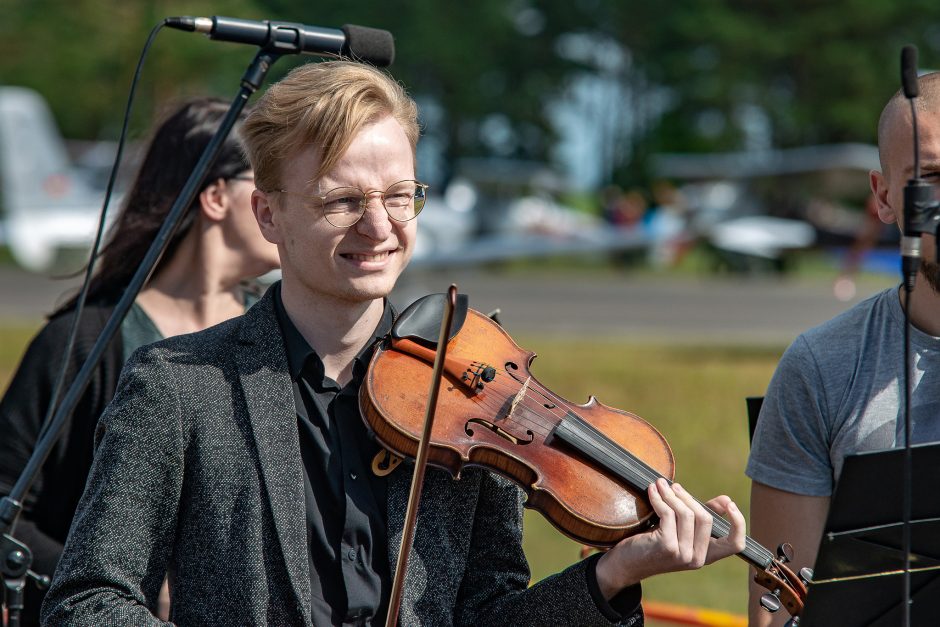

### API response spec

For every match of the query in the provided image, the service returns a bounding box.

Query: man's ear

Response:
[199,179,228,222]
[252,189,283,245]
[870,169,898,225]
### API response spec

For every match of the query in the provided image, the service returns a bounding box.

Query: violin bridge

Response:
[508,376,531,420]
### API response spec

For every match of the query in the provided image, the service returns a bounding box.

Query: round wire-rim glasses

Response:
[274,179,428,228]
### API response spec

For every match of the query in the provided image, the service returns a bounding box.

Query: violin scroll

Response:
[753,545,810,619]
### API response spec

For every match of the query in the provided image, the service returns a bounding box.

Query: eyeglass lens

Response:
[322,180,426,227]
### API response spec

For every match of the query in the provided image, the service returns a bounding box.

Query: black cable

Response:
[901,282,913,627]
[901,79,919,627]
[33,21,165,446]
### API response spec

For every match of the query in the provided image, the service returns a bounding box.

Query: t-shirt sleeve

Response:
[746,335,835,497]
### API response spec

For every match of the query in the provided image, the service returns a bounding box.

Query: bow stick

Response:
[384,284,458,627]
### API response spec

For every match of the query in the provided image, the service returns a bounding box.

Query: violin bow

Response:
[384,284,458,627]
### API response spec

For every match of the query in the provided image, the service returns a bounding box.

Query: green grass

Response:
[515,337,784,616]
[0,324,783,618]
[0,324,39,391]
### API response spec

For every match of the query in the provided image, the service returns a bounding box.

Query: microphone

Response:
[165,16,395,67]
[900,44,928,290]
[901,45,919,98]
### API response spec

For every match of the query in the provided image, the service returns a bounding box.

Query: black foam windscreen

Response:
[902,44,919,99]
[341,24,395,67]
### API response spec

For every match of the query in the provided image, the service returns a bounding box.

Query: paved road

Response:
[1,264,896,345]
[397,269,895,344]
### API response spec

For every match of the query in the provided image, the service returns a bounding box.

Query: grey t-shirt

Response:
[746,286,940,497]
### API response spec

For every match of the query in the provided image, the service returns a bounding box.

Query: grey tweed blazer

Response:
[41,289,641,626]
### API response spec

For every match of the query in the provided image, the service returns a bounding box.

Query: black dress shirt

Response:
[273,284,393,626]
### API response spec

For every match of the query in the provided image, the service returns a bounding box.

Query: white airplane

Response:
[0,86,110,272]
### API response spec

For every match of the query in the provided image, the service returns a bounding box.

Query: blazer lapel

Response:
[237,292,312,624]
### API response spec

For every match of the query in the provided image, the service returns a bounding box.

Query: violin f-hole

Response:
[465,418,534,446]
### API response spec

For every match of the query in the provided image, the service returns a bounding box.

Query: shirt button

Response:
[347,548,357,561]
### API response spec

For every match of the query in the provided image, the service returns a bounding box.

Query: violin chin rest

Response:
[392,292,469,345]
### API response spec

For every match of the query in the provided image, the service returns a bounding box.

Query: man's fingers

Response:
[655,480,699,563]
[673,483,712,567]
[704,494,732,513]
[704,497,747,563]
[647,479,675,537]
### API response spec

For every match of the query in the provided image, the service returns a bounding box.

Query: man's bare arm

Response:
[748,481,830,627]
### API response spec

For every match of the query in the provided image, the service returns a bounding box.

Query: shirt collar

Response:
[272,281,395,382]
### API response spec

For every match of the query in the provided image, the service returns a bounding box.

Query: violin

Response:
[361,299,808,619]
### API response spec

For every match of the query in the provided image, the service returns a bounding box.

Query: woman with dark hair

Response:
[0,98,279,623]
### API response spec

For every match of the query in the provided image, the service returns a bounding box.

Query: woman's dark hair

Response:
[57,98,250,312]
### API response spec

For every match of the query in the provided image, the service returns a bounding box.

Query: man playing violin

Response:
[747,72,940,626]
[43,60,745,626]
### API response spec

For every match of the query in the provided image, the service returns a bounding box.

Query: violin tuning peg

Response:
[760,592,782,613]
[776,542,794,564]
[799,567,814,584]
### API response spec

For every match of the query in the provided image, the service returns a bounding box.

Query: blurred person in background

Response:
[832,193,889,301]
[646,180,692,268]
[0,97,280,623]
[747,73,940,625]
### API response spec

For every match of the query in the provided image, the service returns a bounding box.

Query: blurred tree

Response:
[2,0,939,189]
[0,0,267,139]
[595,0,940,186]
[257,0,592,179]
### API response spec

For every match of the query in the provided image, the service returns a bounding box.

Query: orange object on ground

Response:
[644,600,747,627]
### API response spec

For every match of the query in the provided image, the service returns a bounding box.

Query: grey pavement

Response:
[0,264,896,345]
[396,269,896,345]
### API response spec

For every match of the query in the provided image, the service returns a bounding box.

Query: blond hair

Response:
[242,60,419,192]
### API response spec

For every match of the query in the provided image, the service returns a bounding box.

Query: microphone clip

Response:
[902,178,940,291]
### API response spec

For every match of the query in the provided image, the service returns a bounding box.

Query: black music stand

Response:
[800,442,940,626]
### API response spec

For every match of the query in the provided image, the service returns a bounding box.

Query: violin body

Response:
[361,308,675,547]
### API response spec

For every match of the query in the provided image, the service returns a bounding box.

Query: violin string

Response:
[470,362,567,410]
[452,371,564,436]
[563,415,774,565]
[443,360,775,565]
[459,360,562,408]
[480,367,646,435]
[457,372,654,463]
[461,370,557,412]
[469,368,583,429]
[469,369,724,519]
[461,387,554,438]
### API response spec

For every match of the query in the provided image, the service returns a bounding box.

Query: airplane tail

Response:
[0,86,104,271]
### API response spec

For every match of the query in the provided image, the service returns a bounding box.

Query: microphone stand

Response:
[898,44,940,627]
[0,47,282,627]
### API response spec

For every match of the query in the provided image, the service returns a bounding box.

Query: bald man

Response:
[746,72,940,626]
